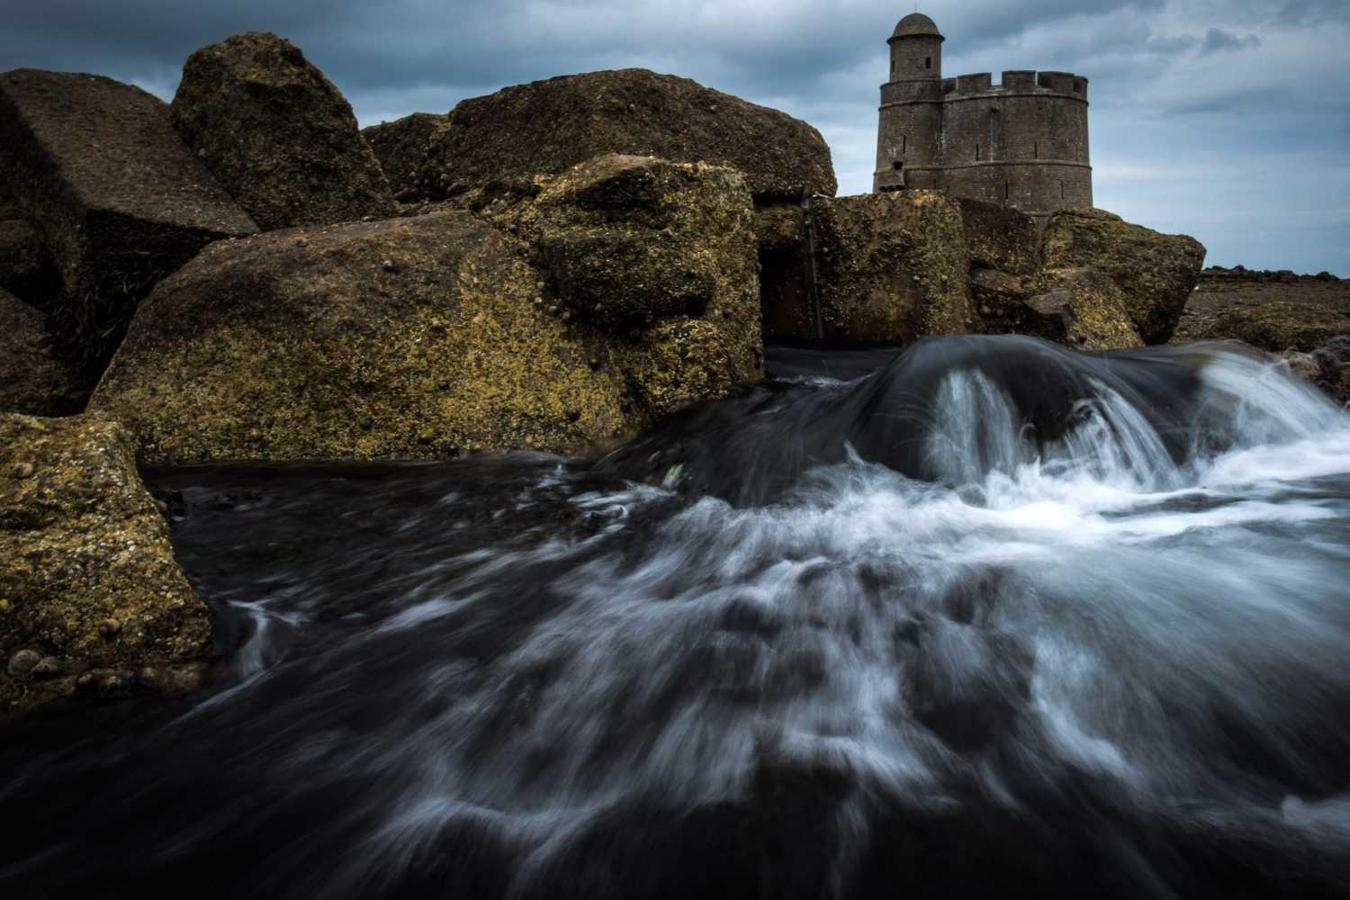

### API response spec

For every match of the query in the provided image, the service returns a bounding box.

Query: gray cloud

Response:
[1200,27,1261,53]
[0,0,1345,273]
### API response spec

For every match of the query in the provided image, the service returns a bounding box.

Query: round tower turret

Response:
[889,13,943,81]
[875,12,945,191]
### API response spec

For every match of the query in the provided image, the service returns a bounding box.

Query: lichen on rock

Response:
[1040,208,1206,344]
[768,190,971,343]
[91,155,762,462]
[0,413,211,721]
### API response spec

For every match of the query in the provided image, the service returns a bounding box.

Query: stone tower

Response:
[873,11,1093,222]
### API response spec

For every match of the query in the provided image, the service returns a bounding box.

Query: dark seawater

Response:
[3,336,1350,899]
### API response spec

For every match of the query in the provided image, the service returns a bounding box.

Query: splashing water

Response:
[3,337,1349,899]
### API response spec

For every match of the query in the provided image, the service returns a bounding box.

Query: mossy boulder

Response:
[0,289,79,415]
[413,69,836,203]
[1,413,211,721]
[765,191,970,343]
[92,158,761,463]
[505,154,758,334]
[171,32,395,230]
[363,112,447,200]
[0,68,258,375]
[1040,209,1205,343]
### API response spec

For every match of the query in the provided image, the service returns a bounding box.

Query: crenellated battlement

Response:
[875,13,1093,218]
[940,70,1088,99]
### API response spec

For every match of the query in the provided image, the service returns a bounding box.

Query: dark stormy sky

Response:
[2,0,1347,273]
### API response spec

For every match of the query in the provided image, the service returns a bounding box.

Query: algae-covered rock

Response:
[171,32,395,230]
[1041,209,1205,344]
[0,68,258,373]
[363,112,447,200]
[506,155,759,337]
[92,169,761,463]
[0,289,79,415]
[1024,268,1144,351]
[414,69,836,203]
[1187,300,1348,352]
[0,413,211,720]
[767,191,970,343]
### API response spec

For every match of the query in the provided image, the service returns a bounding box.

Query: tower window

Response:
[1034,141,1039,159]
[975,143,981,161]
[1060,182,1066,199]
[902,135,907,153]
[925,57,932,69]
[891,60,895,73]
[893,161,903,171]
[1004,181,1010,199]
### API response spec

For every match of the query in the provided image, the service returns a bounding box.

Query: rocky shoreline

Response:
[0,30,1343,720]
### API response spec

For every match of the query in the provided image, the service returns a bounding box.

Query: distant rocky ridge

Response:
[1176,266,1350,404]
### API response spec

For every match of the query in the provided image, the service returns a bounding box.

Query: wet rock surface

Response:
[0,413,211,721]
[408,69,836,203]
[0,68,258,375]
[171,32,395,230]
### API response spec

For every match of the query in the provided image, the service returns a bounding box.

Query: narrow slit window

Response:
[1060,182,1065,200]
[891,59,895,74]
[902,135,907,153]
[926,57,932,70]
[1034,141,1039,159]
[975,143,981,161]
[1004,181,1010,199]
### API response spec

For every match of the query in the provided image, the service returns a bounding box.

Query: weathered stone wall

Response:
[874,39,1093,220]
[874,81,943,192]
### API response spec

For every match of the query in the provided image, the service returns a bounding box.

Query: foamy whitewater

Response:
[3,337,1349,898]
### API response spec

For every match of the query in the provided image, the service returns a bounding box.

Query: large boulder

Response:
[92,156,761,462]
[762,191,970,343]
[0,289,79,415]
[0,69,258,373]
[1,414,212,721]
[411,69,836,203]
[362,112,446,201]
[171,32,395,230]
[1040,209,1205,343]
